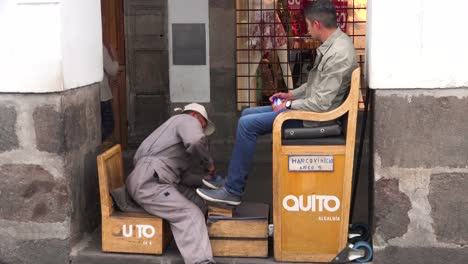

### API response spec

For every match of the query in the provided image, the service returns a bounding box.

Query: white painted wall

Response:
[168,0,210,102]
[367,0,468,89]
[0,0,103,93]
[61,0,103,90]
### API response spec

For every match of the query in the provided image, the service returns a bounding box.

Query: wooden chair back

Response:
[97,144,125,218]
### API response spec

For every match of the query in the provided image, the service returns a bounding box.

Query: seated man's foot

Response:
[196,187,241,206]
[202,174,225,190]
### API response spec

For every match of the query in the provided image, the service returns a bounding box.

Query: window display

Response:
[235,0,367,110]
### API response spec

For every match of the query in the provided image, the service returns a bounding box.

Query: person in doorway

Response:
[100,44,119,144]
[126,103,217,264]
[197,0,358,205]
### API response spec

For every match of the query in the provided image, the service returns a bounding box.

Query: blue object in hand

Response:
[274,97,282,106]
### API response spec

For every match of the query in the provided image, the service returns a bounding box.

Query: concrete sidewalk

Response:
[70,228,318,264]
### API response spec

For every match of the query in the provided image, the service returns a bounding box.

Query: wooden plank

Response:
[97,144,123,217]
[280,145,346,155]
[112,211,159,219]
[208,219,268,238]
[211,239,268,257]
[278,154,345,255]
[208,203,269,239]
[208,205,233,218]
[278,252,336,262]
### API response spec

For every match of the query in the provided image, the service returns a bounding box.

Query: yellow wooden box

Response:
[208,203,269,257]
[97,144,172,254]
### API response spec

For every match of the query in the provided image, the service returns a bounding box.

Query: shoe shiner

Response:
[126,103,217,264]
[197,0,357,206]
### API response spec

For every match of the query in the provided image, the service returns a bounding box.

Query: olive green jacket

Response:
[290,29,358,127]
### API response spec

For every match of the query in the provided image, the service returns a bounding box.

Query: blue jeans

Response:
[224,106,302,196]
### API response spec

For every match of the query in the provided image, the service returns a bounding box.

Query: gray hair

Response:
[304,0,338,29]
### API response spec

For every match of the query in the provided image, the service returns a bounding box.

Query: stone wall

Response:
[372,89,468,263]
[0,84,101,264]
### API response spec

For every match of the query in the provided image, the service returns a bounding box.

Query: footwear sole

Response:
[196,189,241,206]
[202,179,219,190]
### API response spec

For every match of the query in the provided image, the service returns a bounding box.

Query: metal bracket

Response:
[331,244,366,263]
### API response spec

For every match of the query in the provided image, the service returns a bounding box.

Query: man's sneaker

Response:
[202,174,225,190]
[196,187,241,206]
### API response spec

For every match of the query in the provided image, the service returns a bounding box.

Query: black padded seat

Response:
[282,136,346,146]
[281,123,345,145]
[283,124,342,139]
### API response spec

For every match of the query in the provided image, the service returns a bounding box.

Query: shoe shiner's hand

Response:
[207,163,216,176]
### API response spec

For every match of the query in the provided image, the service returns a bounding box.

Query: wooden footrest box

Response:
[207,203,269,257]
[102,211,172,254]
[97,144,172,255]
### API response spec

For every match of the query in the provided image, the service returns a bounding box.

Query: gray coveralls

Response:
[126,114,214,264]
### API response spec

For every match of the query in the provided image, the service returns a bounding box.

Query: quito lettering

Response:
[282,195,340,212]
[122,224,156,238]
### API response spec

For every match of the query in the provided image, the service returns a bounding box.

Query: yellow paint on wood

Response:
[97,144,171,255]
[211,239,268,257]
[208,219,268,238]
[272,68,361,262]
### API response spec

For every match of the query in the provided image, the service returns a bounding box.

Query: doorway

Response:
[101,0,170,149]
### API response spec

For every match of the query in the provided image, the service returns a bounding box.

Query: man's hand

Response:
[274,101,287,112]
[269,92,293,104]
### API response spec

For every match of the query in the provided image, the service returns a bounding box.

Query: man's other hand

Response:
[269,92,293,103]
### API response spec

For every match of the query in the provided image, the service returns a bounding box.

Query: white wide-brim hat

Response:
[174,103,215,136]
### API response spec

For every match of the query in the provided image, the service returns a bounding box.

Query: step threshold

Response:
[70,227,316,264]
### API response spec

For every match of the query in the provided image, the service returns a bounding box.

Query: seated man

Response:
[126,103,216,264]
[197,0,358,205]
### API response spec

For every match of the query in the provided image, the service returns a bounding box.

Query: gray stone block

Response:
[374,246,468,264]
[68,149,101,243]
[33,105,64,153]
[64,104,88,152]
[375,178,411,241]
[61,83,100,151]
[209,69,237,111]
[0,236,69,264]
[429,173,468,245]
[209,113,238,141]
[134,95,168,141]
[374,92,468,168]
[60,84,101,244]
[209,2,235,69]
[209,0,234,9]
[0,164,68,223]
[0,105,19,152]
